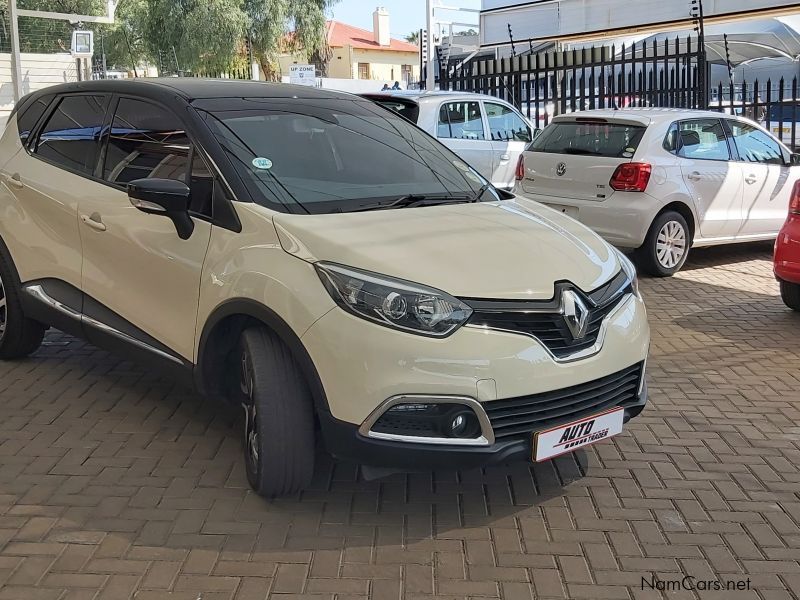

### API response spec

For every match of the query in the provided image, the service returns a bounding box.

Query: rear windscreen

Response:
[529,121,646,158]
[372,99,420,123]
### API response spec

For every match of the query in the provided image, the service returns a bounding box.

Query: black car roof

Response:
[22,78,356,104]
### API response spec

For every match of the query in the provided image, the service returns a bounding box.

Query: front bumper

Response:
[319,384,648,469]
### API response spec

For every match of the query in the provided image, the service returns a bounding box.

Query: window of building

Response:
[358,63,370,79]
[437,101,486,140]
[35,94,108,175]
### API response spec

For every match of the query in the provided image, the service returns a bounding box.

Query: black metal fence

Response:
[438,37,703,127]
[435,37,800,150]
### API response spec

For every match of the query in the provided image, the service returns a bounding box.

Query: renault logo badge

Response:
[562,290,589,340]
[556,162,567,177]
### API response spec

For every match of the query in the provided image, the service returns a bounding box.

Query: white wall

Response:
[481,0,800,46]
[0,53,78,117]
[280,76,402,93]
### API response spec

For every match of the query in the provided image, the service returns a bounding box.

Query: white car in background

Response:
[362,91,535,190]
[516,108,800,276]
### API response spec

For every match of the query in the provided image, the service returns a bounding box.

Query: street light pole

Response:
[426,0,435,90]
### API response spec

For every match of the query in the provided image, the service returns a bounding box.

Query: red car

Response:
[775,181,800,311]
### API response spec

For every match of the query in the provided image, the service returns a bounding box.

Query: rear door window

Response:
[677,119,731,161]
[529,121,645,157]
[437,101,486,140]
[34,94,109,175]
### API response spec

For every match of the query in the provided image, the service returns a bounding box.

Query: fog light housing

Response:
[364,399,491,445]
[446,410,482,439]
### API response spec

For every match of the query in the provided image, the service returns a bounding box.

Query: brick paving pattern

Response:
[0,242,798,599]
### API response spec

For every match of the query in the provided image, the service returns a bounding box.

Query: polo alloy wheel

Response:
[656,220,687,270]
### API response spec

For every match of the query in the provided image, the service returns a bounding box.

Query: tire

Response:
[0,241,45,360]
[635,211,691,277]
[238,326,315,497]
[780,280,800,312]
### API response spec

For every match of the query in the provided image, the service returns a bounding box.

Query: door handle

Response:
[687,172,702,181]
[4,173,23,189]
[81,213,107,232]
[500,154,510,161]
[745,175,758,184]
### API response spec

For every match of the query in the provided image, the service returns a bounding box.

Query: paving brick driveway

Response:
[0,242,799,600]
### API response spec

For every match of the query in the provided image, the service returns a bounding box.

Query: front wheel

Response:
[635,211,690,277]
[238,326,315,497]
[780,280,800,311]
[0,242,45,359]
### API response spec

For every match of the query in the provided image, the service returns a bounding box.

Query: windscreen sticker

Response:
[252,157,273,170]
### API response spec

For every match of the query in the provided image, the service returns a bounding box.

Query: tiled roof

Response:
[327,20,419,53]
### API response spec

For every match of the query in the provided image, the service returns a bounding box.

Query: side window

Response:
[677,119,731,161]
[484,102,531,142]
[103,98,213,217]
[17,94,54,144]
[663,122,679,154]
[437,101,486,140]
[35,95,108,175]
[727,121,784,165]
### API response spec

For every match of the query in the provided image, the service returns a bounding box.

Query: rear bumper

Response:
[516,191,659,248]
[318,384,648,470]
[775,217,800,285]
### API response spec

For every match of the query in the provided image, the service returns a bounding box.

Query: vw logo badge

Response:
[561,290,589,340]
[556,162,567,177]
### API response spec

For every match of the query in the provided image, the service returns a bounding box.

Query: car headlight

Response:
[315,262,473,337]
[613,248,640,297]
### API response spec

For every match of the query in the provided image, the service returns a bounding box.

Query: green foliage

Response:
[2,0,337,76]
[405,31,420,45]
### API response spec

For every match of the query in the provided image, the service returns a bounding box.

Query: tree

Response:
[244,0,339,80]
[405,30,420,45]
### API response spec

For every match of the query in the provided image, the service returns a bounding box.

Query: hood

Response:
[273,198,620,299]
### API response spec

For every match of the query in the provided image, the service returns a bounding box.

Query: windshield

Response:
[529,121,646,158]
[197,97,493,214]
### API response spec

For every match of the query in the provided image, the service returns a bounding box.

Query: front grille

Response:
[463,270,632,360]
[484,362,643,440]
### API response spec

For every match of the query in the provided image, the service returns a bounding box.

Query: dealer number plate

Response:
[533,407,624,462]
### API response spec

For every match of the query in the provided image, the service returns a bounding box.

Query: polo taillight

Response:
[515,155,525,181]
[791,181,800,215]
[610,162,652,192]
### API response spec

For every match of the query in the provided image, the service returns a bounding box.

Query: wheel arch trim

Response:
[195,298,331,415]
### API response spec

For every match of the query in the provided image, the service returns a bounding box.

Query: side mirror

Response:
[532,128,543,140]
[128,178,194,240]
[791,153,800,166]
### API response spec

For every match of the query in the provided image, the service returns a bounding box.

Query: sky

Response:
[330,0,482,41]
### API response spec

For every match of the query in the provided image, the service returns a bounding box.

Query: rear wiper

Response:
[351,193,471,212]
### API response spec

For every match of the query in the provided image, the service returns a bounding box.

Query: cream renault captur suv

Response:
[0,80,650,497]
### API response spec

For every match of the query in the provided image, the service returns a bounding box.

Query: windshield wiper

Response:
[350,184,496,213]
[350,193,471,212]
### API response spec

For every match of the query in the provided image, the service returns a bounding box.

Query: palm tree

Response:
[405,31,420,45]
